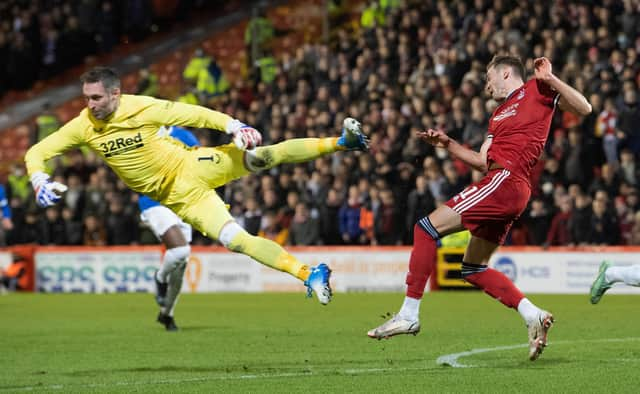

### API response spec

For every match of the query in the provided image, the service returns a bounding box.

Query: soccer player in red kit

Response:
[367,56,592,361]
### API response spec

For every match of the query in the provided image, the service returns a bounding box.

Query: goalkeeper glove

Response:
[226,119,262,150]
[31,172,68,208]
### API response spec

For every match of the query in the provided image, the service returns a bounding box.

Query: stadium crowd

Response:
[2,0,640,248]
[0,0,222,97]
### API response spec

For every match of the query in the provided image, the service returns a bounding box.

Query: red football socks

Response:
[464,267,525,309]
[405,224,437,299]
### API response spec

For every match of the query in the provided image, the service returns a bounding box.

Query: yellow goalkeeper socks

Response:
[253,138,340,167]
[227,230,310,281]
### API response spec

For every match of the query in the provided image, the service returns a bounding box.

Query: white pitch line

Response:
[3,366,433,392]
[437,343,529,368]
[436,337,640,368]
[7,337,640,391]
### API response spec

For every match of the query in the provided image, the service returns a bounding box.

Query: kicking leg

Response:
[368,205,463,339]
[244,118,368,171]
[461,236,553,361]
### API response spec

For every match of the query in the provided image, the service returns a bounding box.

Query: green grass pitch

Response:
[1,292,640,393]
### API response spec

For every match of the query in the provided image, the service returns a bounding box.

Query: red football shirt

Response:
[486,78,559,184]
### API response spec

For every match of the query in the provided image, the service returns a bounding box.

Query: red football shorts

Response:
[445,168,530,244]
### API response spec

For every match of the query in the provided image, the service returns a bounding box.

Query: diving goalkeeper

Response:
[25,66,369,304]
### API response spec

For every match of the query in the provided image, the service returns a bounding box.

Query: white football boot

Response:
[367,314,421,340]
[527,310,554,361]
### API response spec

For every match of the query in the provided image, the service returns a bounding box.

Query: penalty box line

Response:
[437,337,640,368]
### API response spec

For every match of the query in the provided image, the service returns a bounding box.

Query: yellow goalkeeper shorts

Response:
[162,143,249,238]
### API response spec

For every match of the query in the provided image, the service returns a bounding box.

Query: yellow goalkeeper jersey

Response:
[25,94,233,201]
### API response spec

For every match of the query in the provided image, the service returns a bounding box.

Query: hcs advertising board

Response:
[489,251,640,294]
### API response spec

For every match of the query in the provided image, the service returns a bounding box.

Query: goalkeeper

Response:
[25,66,369,305]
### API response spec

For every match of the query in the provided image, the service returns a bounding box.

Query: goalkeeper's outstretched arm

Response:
[147,99,262,150]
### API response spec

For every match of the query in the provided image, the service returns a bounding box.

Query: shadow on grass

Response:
[176,325,224,332]
[59,357,449,378]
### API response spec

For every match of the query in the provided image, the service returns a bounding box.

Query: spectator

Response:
[95,1,117,53]
[339,185,364,244]
[619,149,639,186]
[318,188,343,245]
[0,184,13,246]
[0,254,27,292]
[242,197,262,236]
[441,160,466,200]
[545,195,573,246]
[41,207,66,245]
[39,28,60,79]
[588,196,620,245]
[595,97,619,167]
[105,197,138,245]
[289,202,320,245]
[183,49,230,102]
[374,188,402,245]
[6,32,37,90]
[244,5,274,60]
[568,193,592,246]
[564,129,592,190]
[423,157,446,203]
[258,210,289,246]
[589,163,620,199]
[630,211,640,245]
[615,196,635,245]
[83,213,107,246]
[618,90,640,155]
[13,209,42,244]
[136,67,158,97]
[361,1,385,29]
[526,199,551,246]
[61,206,82,245]
[35,103,61,144]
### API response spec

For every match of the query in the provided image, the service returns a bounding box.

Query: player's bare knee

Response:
[218,221,246,252]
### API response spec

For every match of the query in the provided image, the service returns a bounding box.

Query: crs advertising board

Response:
[490,251,640,294]
[36,249,162,293]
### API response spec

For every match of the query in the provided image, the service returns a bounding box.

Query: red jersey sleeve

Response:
[534,79,560,107]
